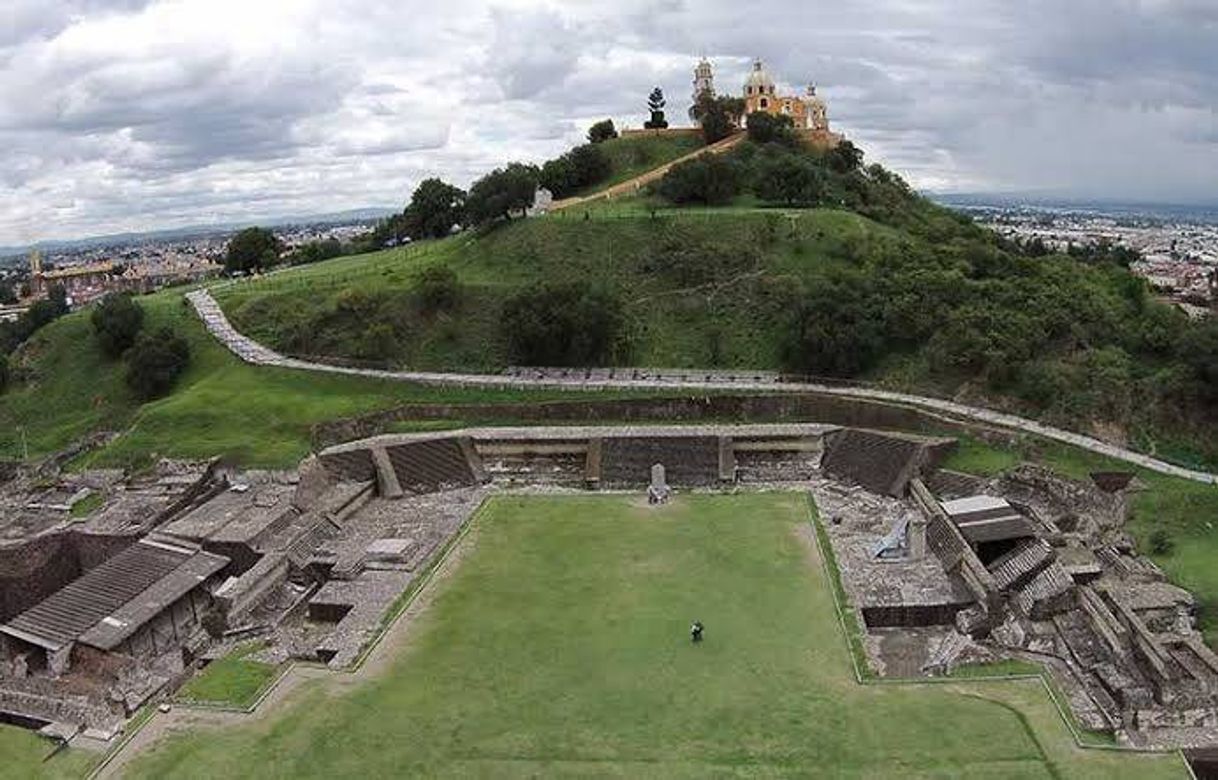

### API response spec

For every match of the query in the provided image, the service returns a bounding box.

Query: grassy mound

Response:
[567,132,704,198]
[220,208,901,371]
[122,493,1181,778]
[221,200,1214,464]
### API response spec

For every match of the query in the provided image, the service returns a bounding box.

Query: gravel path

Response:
[186,289,1218,485]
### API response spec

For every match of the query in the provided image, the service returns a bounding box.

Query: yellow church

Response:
[692,57,840,145]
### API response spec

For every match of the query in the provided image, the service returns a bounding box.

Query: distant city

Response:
[0,215,384,322]
[936,196,1218,319]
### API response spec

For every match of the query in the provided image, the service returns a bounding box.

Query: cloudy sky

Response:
[2,0,1217,245]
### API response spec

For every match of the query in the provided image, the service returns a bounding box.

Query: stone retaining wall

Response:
[311,393,1009,451]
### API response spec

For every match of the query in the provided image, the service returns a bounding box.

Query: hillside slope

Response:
[0,291,655,466]
[214,140,1217,467]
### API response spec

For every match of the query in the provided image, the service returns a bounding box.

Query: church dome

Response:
[744,59,775,94]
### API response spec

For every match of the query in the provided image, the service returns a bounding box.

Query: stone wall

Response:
[862,603,970,628]
[0,531,136,622]
[0,533,77,621]
[312,392,1012,452]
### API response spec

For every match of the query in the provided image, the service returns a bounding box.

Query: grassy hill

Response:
[564,131,704,197]
[221,208,889,370]
[5,132,1213,469]
[216,144,1218,469]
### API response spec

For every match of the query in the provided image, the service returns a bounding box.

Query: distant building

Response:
[25,249,221,307]
[28,250,117,306]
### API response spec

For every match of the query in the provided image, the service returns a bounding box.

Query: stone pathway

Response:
[186,289,1218,485]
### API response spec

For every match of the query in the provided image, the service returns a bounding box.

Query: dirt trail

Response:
[548,132,745,212]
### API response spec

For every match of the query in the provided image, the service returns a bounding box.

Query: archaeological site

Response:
[2,418,1216,763]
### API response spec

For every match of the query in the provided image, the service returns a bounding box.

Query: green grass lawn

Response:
[0,725,97,780]
[123,493,1182,778]
[176,643,279,708]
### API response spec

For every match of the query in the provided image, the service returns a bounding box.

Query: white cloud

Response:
[0,0,1216,244]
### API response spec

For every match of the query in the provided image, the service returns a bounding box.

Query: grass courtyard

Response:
[123,493,1183,778]
[0,725,96,780]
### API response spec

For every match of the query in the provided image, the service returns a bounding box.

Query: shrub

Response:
[0,353,8,393]
[782,275,883,377]
[91,293,145,358]
[1,286,69,353]
[358,323,397,361]
[1179,319,1218,404]
[539,144,610,198]
[755,152,824,206]
[291,239,345,266]
[1149,528,1175,556]
[125,327,191,400]
[745,111,796,146]
[501,282,624,366]
[656,154,742,206]
[417,266,460,313]
[587,119,618,144]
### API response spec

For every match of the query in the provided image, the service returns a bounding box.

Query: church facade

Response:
[691,57,838,141]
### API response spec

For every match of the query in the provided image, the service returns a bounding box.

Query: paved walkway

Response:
[186,289,1218,485]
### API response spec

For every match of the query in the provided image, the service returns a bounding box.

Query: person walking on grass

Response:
[691,620,704,643]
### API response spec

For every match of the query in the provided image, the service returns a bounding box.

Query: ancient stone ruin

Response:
[0,422,1213,753]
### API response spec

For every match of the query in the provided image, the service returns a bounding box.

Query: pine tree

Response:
[643,87,669,129]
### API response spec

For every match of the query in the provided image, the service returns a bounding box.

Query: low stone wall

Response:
[619,127,702,138]
[311,392,1013,452]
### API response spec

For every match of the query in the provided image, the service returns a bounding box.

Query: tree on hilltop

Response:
[225,227,280,273]
[404,178,467,239]
[827,139,863,173]
[587,119,618,144]
[91,293,145,358]
[644,87,669,130]
[656,154,743,206]
[291,239,345,266]
[745,111,797,146]
[465,163,540,225]
[691,92,743,144]
[540,144,611,199]
[755,153,824,207]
